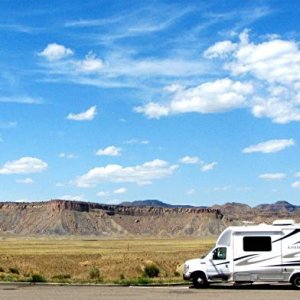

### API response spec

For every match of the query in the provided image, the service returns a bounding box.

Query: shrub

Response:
[52,273,71,281]
[174,271,180,277]
[30,274,47,283]
[137,277,151,284]
[9,267,19,275]
[119,273,125,280]
[89,266,100,280]
[0,267,5,272]
[143,264,160,278]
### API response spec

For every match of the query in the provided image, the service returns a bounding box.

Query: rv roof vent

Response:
[273,219,295,226]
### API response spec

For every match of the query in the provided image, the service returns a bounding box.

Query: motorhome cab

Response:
[183,220,300,289]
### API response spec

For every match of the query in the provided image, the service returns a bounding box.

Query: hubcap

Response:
[197,277,203,284]
[295,277,300,287]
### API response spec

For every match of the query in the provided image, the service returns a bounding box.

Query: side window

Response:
[212,247,227,260]
[243,236,272,252]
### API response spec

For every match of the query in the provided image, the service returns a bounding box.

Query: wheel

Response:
[291,274,300,289]
[192,272,208,288]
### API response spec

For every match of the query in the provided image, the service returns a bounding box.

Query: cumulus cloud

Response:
[135,78,253,118]
[205,30,300,123]
[0,157,48,174]
[243,139,295,154]
[204,40,237,58]
[75,159,178,187]
[60,194,85,201]
[291,181,300,189]
[38,43,73,61]
[201,162,218,172]
[113,187,127,194]
[96,146,122,156]
[97,191,110,197]
[259,173,286,180]
[16,178,34,184]
[75,52,103,73]
[179,156,200,164]
[67,106,97,121]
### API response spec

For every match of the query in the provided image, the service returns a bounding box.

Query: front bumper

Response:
[183,273,191,281]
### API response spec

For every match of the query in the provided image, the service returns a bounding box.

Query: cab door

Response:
[206,247,230,281]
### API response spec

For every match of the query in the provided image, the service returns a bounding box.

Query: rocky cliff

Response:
[0,200,299,236]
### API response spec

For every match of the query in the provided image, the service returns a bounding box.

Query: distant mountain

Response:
[119,199,204,208]
[255,200,299,213]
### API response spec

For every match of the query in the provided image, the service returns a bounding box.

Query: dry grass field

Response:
[0,236,216,283]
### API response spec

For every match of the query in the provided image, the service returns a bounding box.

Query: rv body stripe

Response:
[235,255,280,267]
[215,261,230,266]
[272,229,300,243]
[233,254,257,262]
[267,262,300,267]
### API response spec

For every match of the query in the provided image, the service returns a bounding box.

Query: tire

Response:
[192,272,208,288]
[291,274,300,289]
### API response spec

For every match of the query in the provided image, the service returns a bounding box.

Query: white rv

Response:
[183,220,300,289]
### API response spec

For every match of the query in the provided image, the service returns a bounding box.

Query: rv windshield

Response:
[217,229,232,246]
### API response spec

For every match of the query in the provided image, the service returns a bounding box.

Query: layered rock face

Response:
[0,200,299,236]
[0,200,224,236]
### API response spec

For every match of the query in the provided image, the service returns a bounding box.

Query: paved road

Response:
[0,284,298,300]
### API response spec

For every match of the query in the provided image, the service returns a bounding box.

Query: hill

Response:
[119,199,201,208]
[0,199,299,236]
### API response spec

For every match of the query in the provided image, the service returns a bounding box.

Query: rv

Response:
[183,219,300,289]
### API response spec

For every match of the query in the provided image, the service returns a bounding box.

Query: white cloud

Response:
[201,161,217,172]
[16,178,34,184]
[96,146,122,156]
[179,156,200,164]
[204,40,237,58]
[0,96,42,104]
[135,78,253,118]
[38,43,73,61]
[243,139,295,154]
[213,185,231,192]
[259,173,286,180]
[76,52,103,73]
[205,30,300,123]
[164,83,183,93]
[67,106,97,121]
[124,139,149,145]
[187,188,196,195]
[75,159,178,187]
[60,194,85,201]
[0,157,48,174]
[134,102,169,119]
[59,153,76,159]
[226,32,300,84]
[291,181,300,189]
[97,191,110,197]
[113,187,127,194]
[294,172,300,178]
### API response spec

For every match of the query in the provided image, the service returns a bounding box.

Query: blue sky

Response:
[1,0,300,206]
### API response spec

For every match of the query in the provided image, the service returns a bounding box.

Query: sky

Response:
[1,0,300,207]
